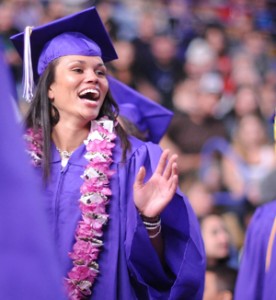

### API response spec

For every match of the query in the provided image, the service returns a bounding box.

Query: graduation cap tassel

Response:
[22,26,34,102]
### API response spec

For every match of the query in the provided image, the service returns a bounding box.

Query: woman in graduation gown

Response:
[11,7,205,300]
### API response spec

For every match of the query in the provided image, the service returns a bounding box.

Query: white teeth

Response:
[79,89,99,96]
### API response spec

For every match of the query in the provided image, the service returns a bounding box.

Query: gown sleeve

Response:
[123,141,206,300]
[234,203,276,300]
[0,44,66,300]
[263,217,276,300]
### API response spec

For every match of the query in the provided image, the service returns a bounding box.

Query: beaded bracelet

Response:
[140,213,161,238]
[148,225,162,239]
[142,219,161,230]
[140,214,160,223]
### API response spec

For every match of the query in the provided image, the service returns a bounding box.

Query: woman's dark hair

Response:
[118,115,148,141]
[25,59,131,181]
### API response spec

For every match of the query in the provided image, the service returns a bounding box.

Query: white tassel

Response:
[22,26,34,102]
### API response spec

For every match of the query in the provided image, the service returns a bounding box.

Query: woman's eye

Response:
[96,69,106,76]
[72,68,83,73]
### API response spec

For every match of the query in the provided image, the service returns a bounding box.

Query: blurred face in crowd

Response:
[150,35,177,65]
[186,182,214,218]
[235,114,267,147]
[204,270,233,300]
[234,85,259,117]
[205,27,226,55]
[201,214,230,265]
[198,91,221,117]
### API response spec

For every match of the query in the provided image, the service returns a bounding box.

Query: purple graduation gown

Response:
[42,135,205,299]
[0,42,65,299]
[234,201,276,300]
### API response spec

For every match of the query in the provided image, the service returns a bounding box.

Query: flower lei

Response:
[25,117,116,300]
[25,127,43,166]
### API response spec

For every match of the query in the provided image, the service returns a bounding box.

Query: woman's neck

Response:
[52,122,90,153]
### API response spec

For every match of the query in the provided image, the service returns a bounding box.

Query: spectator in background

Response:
[198,136,249,234]
[131,11,162,104]
[133,32,184,109]
[131,10,156,65]
[231,52,262,88]
[185,180,215,219]
[204,264,237,300]
[259,82,276,141]
[161,71,228,176]
[200,111,276,207]
[221,113,276,206]
[40,1,68,24]
[232,29,273,79]
[203,21,233,95]
[164,0,197,60]
[223,84,263,139]
[108,39,136,87]
[0,2,22,94]
[200,212,239,270]
[226,2,254,48]
[9,0,44,30]
[184,37,217,80]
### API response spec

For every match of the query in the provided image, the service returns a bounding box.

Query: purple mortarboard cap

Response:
[11,6,117,80]
[108,76,173,143]
[10,7,117,101]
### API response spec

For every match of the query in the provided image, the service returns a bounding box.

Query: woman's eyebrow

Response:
[68,60,105,66]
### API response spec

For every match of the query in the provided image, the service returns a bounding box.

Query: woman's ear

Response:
[48,87,54,101]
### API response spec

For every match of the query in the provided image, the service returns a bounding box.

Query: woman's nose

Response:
[85,70,98,82]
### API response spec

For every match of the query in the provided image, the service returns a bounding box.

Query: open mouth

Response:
[79,88,99,101]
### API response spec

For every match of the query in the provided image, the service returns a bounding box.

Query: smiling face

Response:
[48,55,109,127]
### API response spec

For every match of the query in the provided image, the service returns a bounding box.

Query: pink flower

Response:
[101,187,112,196]
[65,280,83,300]
[79,202,106,214]
[68,265,93,281]
[76,220,102,238]
[69,240,100,262]
[24,128,43,165]
[75,222,94,240]
[86,139,108,152]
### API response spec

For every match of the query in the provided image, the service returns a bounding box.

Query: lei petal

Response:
[24,128,43,166]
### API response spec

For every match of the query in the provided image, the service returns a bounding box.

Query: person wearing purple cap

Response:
[11,6,205,300]
[0,40,65,299]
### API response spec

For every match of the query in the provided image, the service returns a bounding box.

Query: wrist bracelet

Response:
[144,224,161,231]
[148,225,162,239]
[139,213,161,234]
[140,213,160,223]
[142,219,161,228]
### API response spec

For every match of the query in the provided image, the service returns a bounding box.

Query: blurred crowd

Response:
[2,0,276,298]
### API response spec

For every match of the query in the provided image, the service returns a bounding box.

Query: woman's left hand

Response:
[133,149,178,217]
